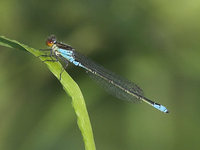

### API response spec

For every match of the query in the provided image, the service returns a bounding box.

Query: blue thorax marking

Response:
[57,48,85,68]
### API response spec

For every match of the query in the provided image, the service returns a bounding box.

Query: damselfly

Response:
[42,35,169,113]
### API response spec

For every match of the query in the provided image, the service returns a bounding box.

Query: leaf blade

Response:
[0,35,96,150]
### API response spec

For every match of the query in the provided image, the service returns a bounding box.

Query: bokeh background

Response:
[0,0,200,150]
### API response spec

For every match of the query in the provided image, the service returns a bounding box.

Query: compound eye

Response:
[46,39,53,47]
[46,35,56,47]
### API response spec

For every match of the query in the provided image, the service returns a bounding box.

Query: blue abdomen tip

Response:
[153,103,169,113]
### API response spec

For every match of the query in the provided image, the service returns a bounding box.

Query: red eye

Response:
[46,40,53,47]
[46,35,57,47]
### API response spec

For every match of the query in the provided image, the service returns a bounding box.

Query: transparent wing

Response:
[74,51,144,102]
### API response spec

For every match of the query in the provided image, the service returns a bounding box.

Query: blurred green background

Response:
[0,0,200,150]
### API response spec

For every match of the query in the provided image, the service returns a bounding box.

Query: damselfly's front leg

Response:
[59,57,69,81]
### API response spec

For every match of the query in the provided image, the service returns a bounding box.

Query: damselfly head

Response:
[46,35,57,47]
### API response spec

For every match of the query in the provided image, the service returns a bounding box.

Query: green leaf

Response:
[0,35,96,150]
